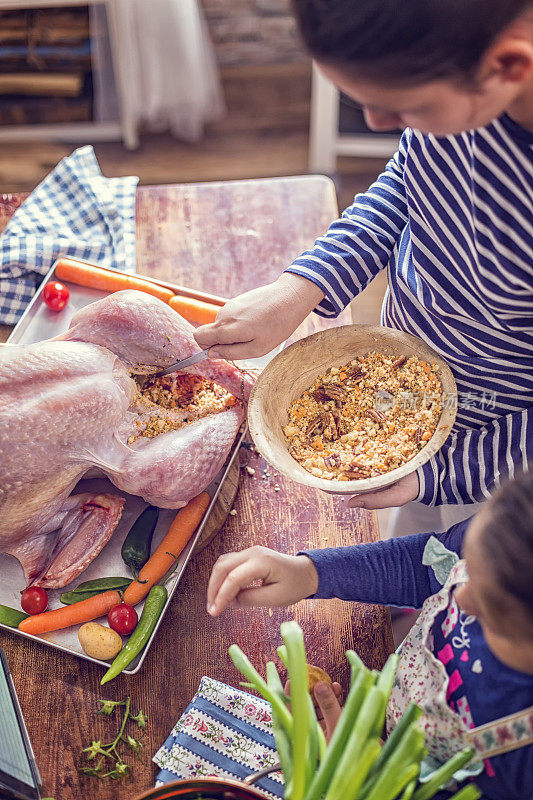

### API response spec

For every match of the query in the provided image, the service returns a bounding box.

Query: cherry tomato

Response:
[21,587,48,615]
[108,603,138,635]
[43,281,69,311]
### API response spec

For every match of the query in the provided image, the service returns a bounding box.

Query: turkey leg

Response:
[7,493,125,589]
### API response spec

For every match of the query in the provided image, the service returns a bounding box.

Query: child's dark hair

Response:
[482,470,533,623]
[291,0,532,85]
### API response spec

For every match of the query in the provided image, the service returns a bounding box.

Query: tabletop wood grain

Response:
[0,178,393,800]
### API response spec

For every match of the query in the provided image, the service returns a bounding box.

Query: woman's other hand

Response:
[349,471,419,509]
[207,546,319,616]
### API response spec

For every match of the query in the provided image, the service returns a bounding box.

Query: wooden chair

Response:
[309,62,400,173]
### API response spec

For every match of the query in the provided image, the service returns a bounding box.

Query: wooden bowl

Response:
[247,325,457,495]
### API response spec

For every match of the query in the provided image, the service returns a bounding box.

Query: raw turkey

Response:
[0,290,254,589]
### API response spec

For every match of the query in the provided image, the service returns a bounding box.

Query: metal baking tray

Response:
[0,263,275,674]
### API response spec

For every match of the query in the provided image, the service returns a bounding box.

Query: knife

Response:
[150,348,211,378]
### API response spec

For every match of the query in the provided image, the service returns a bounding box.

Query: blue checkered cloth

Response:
[153,677,284,798]
[0,145,138,325]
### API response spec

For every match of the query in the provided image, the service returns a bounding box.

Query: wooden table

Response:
[0,178,393,800]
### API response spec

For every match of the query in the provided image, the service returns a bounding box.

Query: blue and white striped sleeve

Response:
[417,407,532,505]
[285,131,410,318]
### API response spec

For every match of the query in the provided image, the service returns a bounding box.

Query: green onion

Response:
[281,621,310,800]
[381,764,421,800]
[277,644,288,666]
[346,649,365,676]
[371,653,399,737]
[412,748,476,800]
[363,723,424,800]
[324,685,385,800]
[324,737,381,800]
[363,703,423,794]
[306,693,320,789]
[316,712,327,762]
[305,668,374,800]
[399,778,418,800]
[228,644,292,733]
[366,701,423,784]
[228,623,476,800]
[447,785,482,800]
[266,661,293,786]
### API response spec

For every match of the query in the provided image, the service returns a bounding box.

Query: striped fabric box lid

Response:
[153,677,284,798]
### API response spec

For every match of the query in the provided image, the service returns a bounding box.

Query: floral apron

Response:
[386,543,533,779]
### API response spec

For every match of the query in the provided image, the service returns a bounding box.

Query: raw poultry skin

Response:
[0,290,253,589]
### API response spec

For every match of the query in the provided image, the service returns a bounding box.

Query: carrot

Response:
[123,492,211,606]
[55,258,174,303]
[169,294,221,325]
[17,590,120,635]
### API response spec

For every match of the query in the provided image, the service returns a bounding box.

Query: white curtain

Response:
[90,0,225,142]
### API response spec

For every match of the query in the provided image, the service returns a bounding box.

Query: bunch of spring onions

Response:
[229,621,481,800]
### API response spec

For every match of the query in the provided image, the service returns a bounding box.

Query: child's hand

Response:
[194,273,325,360]
[285,679,343,743]
[314,681,343,741]
[348,472,419,509]
[207,546,319,616]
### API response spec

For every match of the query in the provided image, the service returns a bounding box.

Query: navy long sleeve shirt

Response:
[302,520,533,799]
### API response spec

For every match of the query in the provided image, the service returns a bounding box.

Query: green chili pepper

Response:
[0,604,28,628]
[101,584,167,684]
[60,577,133,604]
[121,505,159,577]
[72,577,133,593]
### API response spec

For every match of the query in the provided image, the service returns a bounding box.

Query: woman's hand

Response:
[194,273,325,361]
[348,471,419,510]
[207,546,319,616]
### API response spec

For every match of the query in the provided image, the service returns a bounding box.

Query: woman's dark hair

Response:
[291,0,532,84]
[482,469,533,623]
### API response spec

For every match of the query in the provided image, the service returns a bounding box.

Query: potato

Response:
[307,664,333,694]
[78,622,122,660]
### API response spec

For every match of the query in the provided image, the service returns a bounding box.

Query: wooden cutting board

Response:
[192,457,241,554]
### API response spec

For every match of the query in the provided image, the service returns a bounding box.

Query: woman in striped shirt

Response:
[195,0,533,528]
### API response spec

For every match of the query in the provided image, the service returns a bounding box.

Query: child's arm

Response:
[195,133,409,360]
[301,521,466,607]
[207,519,468,616]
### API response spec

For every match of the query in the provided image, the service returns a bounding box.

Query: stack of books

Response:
[0,6,93,126]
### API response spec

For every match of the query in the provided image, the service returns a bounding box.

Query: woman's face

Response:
[455,511,533,674]
[317,61,521,136]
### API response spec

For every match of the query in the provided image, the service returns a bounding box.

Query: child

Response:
[207,471,533,799]
[195,0,533,532]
